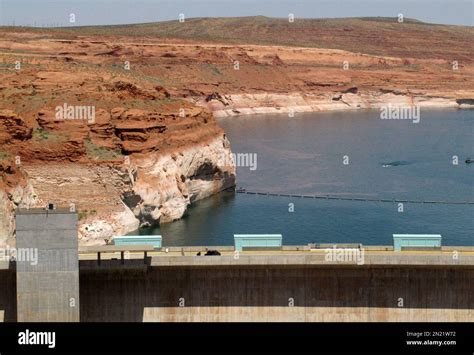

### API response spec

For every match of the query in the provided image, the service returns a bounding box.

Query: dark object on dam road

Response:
[205,250,221,256]
[466,158,473,164]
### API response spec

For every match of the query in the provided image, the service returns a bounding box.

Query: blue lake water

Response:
[140,109,473,246]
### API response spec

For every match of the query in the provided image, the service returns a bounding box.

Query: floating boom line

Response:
[235,190,474,205]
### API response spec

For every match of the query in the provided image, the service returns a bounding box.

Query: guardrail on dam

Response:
[0,208,473,322]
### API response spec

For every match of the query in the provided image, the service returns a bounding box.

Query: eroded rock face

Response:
[0,99,235,245]
[200,91,462,118]
[0,191,14,247]
[78,207,139,246]
[0,158,37,247]
[126,134,235,227]
[17,133,235,246]
[0,110,33,145]
[74,134,235,244]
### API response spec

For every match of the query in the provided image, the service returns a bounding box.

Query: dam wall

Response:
[78,265,473,322]
[2,258,473,322]
[0,269,16,322]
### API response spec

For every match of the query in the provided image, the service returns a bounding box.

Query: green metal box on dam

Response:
[393,234,442,251]
[234,234,283,251]
[112,235,162,249]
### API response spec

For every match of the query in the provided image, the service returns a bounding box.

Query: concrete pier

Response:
[15,208,80,322]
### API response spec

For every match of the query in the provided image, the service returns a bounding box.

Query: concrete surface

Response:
[0,270,16,322]
[15,209,80,322]
[0,243,473,322]
[79,266,473,322]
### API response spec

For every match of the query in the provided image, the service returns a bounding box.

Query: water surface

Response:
[139,109,473,246]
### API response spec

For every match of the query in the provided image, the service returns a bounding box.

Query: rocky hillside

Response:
[0,39,236,246]
[0,156,37,247]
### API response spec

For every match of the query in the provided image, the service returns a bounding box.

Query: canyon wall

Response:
[0,158,37,247]
[75,133,235,245]
[0,34,238,246]
[0,101,235,246]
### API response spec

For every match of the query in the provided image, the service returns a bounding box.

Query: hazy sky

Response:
[0,0,472,27]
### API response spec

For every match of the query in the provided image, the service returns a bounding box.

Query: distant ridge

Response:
[2,16,472,59]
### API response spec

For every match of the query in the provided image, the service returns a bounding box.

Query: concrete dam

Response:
[0,209,473,322]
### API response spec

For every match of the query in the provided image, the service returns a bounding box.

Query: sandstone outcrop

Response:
[21,133,235,245]
[127,134,235,226]
[0,110,32,145]
[0,104,234,245]
[0,158,37,247]
[0,60,236,245]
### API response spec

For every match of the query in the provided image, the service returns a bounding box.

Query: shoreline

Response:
[196,91,473,118]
